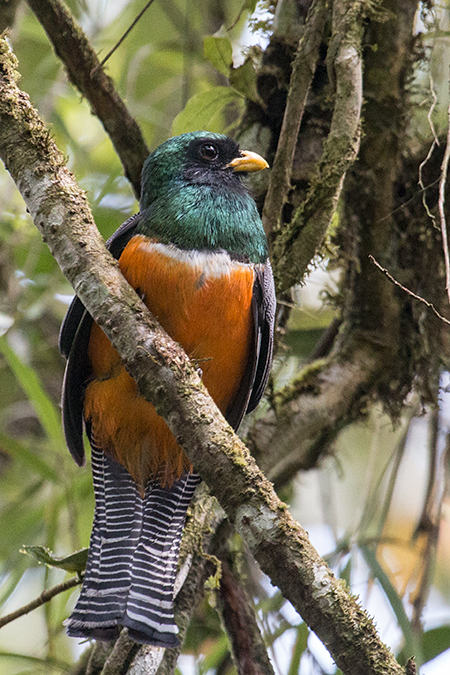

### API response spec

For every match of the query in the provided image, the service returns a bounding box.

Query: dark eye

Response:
[199,143,218,161]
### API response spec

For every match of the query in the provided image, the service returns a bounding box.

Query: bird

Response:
[60,131,276,647]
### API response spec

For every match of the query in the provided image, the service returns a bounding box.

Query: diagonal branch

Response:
[0,37,405,675]
[26,0,149,197]
[0,575,81,629]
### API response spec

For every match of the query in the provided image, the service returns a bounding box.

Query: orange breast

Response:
[84,234,255,489]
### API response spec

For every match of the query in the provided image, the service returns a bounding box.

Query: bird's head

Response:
[140,131,268,209]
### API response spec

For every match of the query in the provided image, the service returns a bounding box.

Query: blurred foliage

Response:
[1,1,450,674]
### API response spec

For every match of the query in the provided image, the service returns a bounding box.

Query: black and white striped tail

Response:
[66,444,200,646]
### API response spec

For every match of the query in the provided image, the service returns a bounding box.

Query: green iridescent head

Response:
[138,132,269,263]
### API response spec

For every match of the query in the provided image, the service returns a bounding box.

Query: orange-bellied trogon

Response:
[60,132,275,647]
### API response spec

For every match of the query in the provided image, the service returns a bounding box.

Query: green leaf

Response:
[0,651,69,670]
[0,336,64,448]
[229,59,259,102]
[339,555,352,586]
[0,433,58,482]
[228,0,259,30]
[421,625,450,664]
[171,86,241,136]
[203,36,233,76]
[288,623,309,675]
[21,545,88,573]
[361,545,423,666]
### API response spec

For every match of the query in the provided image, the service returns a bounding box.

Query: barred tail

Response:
[66,444,200,646]
[123,472,201,646]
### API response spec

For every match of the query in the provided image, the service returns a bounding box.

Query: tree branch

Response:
[262,0,329,238]
[0,575,81,629]
[100,629,139,675]
[273,0,364,292]
[26,0,149,196]
[216,528,275,675]
[249,338,393,487]
[0,37,406,675]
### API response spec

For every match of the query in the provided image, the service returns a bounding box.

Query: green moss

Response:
[275,357,328,408]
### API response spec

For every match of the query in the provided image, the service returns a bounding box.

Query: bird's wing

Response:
[60,212,144,465]
[225,260,276,430]
[59,212,144,357]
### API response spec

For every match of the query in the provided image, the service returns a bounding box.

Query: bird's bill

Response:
[226,150,269,173]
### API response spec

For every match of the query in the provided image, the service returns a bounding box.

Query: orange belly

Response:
[84,234,255,489]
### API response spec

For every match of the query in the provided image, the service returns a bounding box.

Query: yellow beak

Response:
[226,150,269,173]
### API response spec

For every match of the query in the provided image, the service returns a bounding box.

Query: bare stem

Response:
[95,0,157,72]
[0,576,81,629]
[369,255,450,326]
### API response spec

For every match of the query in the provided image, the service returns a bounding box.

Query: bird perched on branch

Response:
[60,131,275,647]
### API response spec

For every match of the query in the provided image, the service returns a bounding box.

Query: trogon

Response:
[60,131,276,647]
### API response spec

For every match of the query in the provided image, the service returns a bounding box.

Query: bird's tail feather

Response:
[123,471,201,646]
[65,443,200,646]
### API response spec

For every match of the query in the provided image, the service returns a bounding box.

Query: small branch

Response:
[217,541,275,675]
[100,629,139,675]
[438,85,450,303]
[273,0,364,292]
[86,642,113,675]
[369,255,450,326]
[94,0,157,73]
[26,0,149,196]
[0,575,81,629]
[262,0,329,237]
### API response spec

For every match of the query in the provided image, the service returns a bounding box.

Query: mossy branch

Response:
[273,0,366,292]
[262,0,329,238]
[0,37,407,675]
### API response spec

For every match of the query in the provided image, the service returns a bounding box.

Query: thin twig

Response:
[438,79,450,303]
[369,255,450,326]
[94,0,157,73]
[0,575,81,629]
[418,75,439,223]
[374,178,440,225]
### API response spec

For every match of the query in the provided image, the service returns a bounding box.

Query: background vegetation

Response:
[1,0,450,673]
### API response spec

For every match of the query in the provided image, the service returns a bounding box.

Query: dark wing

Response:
[225,260,276,430]
[60,212,144,465]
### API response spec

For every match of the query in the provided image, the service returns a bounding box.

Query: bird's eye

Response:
[199,143,218,161]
